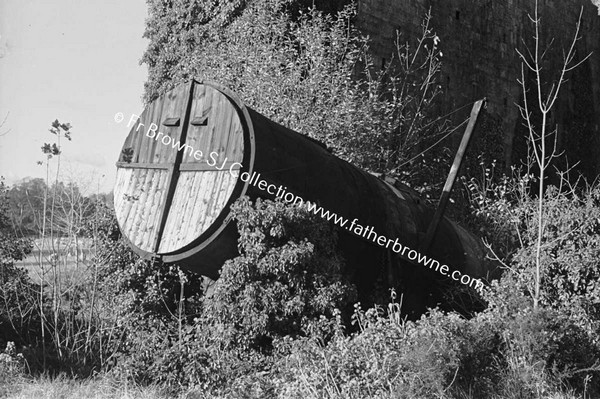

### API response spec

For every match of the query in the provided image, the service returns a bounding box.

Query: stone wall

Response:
[356,0,600,176]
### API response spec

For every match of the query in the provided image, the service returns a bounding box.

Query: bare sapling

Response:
[516,1,590,309]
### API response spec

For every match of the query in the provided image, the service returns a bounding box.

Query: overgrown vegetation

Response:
[3,183,600,398]
[142,0,453,197]
[1,1,599,398]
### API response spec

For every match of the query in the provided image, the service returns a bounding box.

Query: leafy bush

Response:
[111,197,355,389]
[511,184,600,330]
[142,0,452,197]
[0,342,27,379]
[204,197,356,351]
[277,306,464,399]
[215,298,597,399]
[500,308,599,395]
[0,179,38,350]
[87,201,208,383]
[465,166,600,396]
[6,186,600,398]
[469,169,600,334]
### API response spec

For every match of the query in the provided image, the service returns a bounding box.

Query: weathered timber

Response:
[420,99,485,254]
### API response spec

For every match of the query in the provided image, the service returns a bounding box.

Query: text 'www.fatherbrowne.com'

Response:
[239,170,484,291]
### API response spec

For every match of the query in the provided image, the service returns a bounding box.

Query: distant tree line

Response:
[6,178,113,238]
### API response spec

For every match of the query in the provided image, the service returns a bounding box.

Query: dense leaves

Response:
[0,179,32,263]
[2,1,600,397]
[112,196,356,388]
[467,168,600,335]
[205,197,356,350]
[142,0,450,196]
[0,179,35,348]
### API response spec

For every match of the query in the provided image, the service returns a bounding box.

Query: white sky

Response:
[0,0,148,193]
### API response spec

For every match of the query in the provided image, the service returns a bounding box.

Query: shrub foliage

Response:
[2,0,600,397]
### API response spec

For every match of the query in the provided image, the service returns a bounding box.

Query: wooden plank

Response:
[160,171,204,252]
[161,92,180,164]
[419,99,485,254]
[138,170,156,248]
[113,168,131,221]
[119,123,136,163]
[179,162,241,171]
[138,100,152,163]
[202,171,230,233]
[209,93,231,164]
[164,172,194,251]
[145,99,162,163]
[138,169,160,248]
[141,169,169,249]
[116,161,242,171]
[116,162,171,169]
[179,172,201,243]
[214,170,237,217]
[204,171,222,232]
[123,168,152,247]
[172,171,211,251]
[114,168,136,232]
[203,170,237,234]
[163,170,208,251]
[160,171,193,252]
[199,171,219,233]
[227,116,244,162]
[178,172,207,249]
[132,117,144,164]
[135,168,158,248]
[218,94,234,164]
[183,172,205,246]
[152,83,187,164]
[135,96,160,163]
[152,82,195,253]
[207,172,228,230]
[164,173,187,251]
[150,96,165,164]
[199,86,218,163]
[182,84,207,163]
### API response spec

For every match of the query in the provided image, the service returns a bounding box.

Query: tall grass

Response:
[3,374,172,399]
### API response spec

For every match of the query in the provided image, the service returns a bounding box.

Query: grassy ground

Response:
[0,374,584,399]
[1,375,177,399]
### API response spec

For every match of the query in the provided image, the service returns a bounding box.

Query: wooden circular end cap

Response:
[113,81,247,257]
